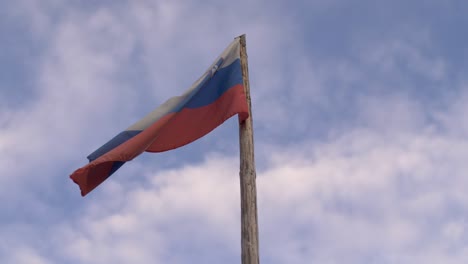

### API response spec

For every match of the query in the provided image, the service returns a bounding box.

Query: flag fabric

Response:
[70,38,249,196]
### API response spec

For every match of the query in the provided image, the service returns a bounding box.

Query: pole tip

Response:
[235,34,246,39]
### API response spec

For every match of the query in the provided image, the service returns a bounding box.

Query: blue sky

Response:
[1,0,468,263]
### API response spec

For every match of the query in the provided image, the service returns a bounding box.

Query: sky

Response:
[1,0,468,263]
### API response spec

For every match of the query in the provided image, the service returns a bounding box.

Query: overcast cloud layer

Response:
[1,1,468,263]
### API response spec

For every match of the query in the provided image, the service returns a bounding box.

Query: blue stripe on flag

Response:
[87,130,142,162]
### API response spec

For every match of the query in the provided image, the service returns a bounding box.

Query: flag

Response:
[70,38,249,196]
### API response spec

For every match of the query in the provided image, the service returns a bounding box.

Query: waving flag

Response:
[70,38,249,196]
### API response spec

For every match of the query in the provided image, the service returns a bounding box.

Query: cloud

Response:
[0,4,138,182]
[1,1,468,263]
[3,122,466,263]
[42,155,241,264]
[435,82,468,137]
[356,31,447,81]
[4,247,50,264]
[260,129,468,263]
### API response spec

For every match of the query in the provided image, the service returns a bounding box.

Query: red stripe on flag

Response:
[70,161,114,196]
[148,84,248,152]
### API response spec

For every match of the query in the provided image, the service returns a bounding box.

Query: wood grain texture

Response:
[238,34,260,264]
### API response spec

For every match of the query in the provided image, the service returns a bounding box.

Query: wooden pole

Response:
[238,34,260,264]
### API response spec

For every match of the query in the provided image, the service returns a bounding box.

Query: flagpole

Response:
[238,34,260,264]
